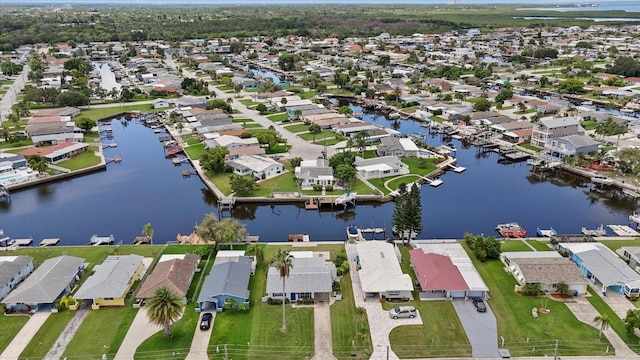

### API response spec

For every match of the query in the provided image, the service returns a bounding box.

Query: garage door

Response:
[466,291,485,298]
[450,291,466,298]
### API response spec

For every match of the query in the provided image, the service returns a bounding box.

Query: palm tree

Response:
[142,222,154,251]
[146,286,184,338]
[308,123,321,144]
[273,249,294,332]
[593,314,610,341]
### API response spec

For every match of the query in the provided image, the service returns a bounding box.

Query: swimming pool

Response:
[0,173,20,182]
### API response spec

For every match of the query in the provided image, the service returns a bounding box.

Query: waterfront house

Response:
[558,242,640,298]
[2,255,85,313]
[265,252,335,302]
[198,256,252,312]
[0,153,27,174]
[543,134,599,161]
[354,155,409,180]
[152,98,170,109]
[226,154,284,180]
[294,158,335,188]
[333,122,380,139]
[500,251,588,294]
[74,254,144,309]
[32,107,81,120]
[0,256,34,301]
[621,247,640,271]
[356,241,413,300]
[18,142,89,164]
[137,254,200,303]
[204,135,259,150]
[25,121,84,146]
[226,145,266,161]
[376,137,419,157]
[412,243,489,300]
[531,116,585,149]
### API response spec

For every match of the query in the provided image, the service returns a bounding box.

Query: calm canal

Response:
[1,111,637,245]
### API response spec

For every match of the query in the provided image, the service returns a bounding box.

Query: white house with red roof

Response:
[411,242,489,300]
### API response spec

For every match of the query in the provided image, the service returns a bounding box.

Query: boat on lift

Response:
[496,222,527,238]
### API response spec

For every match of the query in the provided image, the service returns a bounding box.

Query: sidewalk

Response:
[0,312,50,360]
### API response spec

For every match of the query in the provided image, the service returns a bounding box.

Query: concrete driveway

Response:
[184,312,216,360]
[451,299,499,358]
[113,308,163,360]
[311,301,337,360]
[0,312,50,359]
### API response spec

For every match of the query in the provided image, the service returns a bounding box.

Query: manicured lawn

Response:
[585,287,640,353]
[283,124,310,133]
[186,137,201,146]
[299,91,317,100]
[527,240,553,251]
[233,118,253,123]
[0,138,33,149]
[401,157,438,176]
[580,121,598,131]
[83,130,100,143]
[399,105,418,114]
[515,109,537,115]
[238,99,256,106]
[7,245,158,267]
[299,131,343,142]
[600,239,640,252]
[0,315,29,354]
[20,311,76,359]
[207,171,234,196]
[501,239,535,252]
[265,144,290,154]
[351,180,378,195]
[62,307,139,359]
[134,306,199,360]
[0,80,14,85]
[387,175,421,191]
[253,171,298,196]
[464,243,612,357]
[57,148,101,171]
[332,274,373,359]
[266,113,290,122]
[81,104,159,121]
[184,144,205,160]
[519,142,541,152]
[242,123,263,129]
[367,177,394,195]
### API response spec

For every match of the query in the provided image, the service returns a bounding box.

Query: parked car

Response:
[471,298,487,313]
[200,312,213,330]
[389,306,417,319]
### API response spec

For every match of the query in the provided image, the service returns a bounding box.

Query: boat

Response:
[590,175,614,186]
[388,111,401,119]
[630,212,640,225]
[90,234,115,246]
[496,222,527,238]
[347,225,362,242]
[536,227,557,237]
[581,225,606,236]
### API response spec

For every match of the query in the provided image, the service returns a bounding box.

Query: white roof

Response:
[356,163,393,172]
[228,155,282,172]
[356,241,413,293]
[74,254,144,300]
[415,242,489,292]
[501,251,561,260]
[214,135,259,147]
[398,138,419,151]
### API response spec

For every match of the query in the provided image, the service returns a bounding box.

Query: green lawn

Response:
[585,287,640,353]
[464,243,612,357]
[83,130,101,143]
[56,148,101,171]
[283,124,310,133]
[0,80,14,85]
[0,316,29,354]
[299,131,342,142]
[266,113,290,122]
[80,104,159,121]
[134,306,199,360]
[7,245,158,267]
[399,105,419,114]
[515,109,537,115]
[332,274,373,359]
[186,137,201,146]
[0,138,33,149]
[233,118,253,123]
[299,91,317,100]
[501,239,535,252]
[581,121,599,131]
[20,311,76,359]
[208,171,234,196]
[519,142,542,152]
[238,99,256,106]
[62,307,139,359]
[400,157,439,176]
[367,177,395,195]
[253,171,298,196]
[599,239,640,252]
[387,175,421,191]
[184,144,205,160]
[527,240,553,251]
[242,123,263,129]
[265,144,290,154]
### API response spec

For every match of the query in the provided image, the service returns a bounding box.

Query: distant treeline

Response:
[0,5,638,51]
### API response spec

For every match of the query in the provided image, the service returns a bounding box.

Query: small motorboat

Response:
[630,212,640,226]
[347,225,361,242]
[591,175,614,186]
[536,227,557,237]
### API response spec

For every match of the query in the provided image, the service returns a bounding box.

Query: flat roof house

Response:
[198,256,252,312]
[74,254,145,309]
[0,256,34,301]
[294,158,335,188]
[558,242,640,298]
[356,241,413,300]
[354,156,409,180]
[376,137,419,157]
[226,154,284,180]
[136,253,201,302]
[500,251,588,295]
[2,255,85,313]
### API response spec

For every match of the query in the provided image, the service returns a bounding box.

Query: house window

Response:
[299,292,312,299]
[388,291,400,296]
[103,297,114,301]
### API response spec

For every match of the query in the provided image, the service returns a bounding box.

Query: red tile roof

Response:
[410,249,469,291]
[18,142,79,157]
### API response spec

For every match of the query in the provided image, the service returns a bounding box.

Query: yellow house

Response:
[74,254,145,309]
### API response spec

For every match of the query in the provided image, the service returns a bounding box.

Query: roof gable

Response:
[74,255,143,300]
[410,250,469,291]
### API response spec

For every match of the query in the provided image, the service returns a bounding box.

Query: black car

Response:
[471,298,487,313]
[200,312,213,330]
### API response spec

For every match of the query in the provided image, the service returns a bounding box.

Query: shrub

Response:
[332,281,341,292]
[337,262,350,276]
[267,297,290,305]
[312,184,323,191]
[432,109,443,115]
[325,185,334,191]
[335,253,347,267]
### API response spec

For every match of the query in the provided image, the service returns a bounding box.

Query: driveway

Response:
[113,308,163,360]
[0,312,50,359]
[184,312,216,360]
[451,299,499,358]
[311,301,337,360]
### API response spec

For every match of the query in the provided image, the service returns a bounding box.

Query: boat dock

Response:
[582,225,607,236]
[288,233,310,242]
[90,234,115,246]
[447,163,466,173]
[40,238,60,246]
[0,185,10,202]
[8,238,33,248]
[607,225,640,237]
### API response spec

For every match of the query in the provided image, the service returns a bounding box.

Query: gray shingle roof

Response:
[74,254,144,300]
[512,257,588,284]
[3,255,85,305]
[0,256,33,289]
[198,256,252,304]
[265,257,332,294]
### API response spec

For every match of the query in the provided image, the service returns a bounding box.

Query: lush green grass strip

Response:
[184,144,205,160]
[585,287,640,353]
[501,240,535,252]
[20,311,76,359]
[0,316,29,354]
[526,240,553,251]
[266,113,290,122]
[401,157,438,176]
[81,104,159,121]
[56,149,101,171]
[331,274,373,359]
[283,124,310,133]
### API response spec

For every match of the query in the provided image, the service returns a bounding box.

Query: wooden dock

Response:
[40,238,60,247]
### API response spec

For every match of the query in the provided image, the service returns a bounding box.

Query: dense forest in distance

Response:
[1,4,639,51]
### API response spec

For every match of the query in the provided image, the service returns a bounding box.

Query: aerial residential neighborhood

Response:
[1,1,640,360]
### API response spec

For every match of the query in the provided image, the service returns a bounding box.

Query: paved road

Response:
[0,311,50,360]
[113,308,163,360]
[311,301,337,360]
[184,312,215,360]
[451,299,499,358]
[0,66,29,124]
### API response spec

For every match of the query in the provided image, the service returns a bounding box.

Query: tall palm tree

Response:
[593,314,610,341]
[146,286,184,338]
[273,249,294,332]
